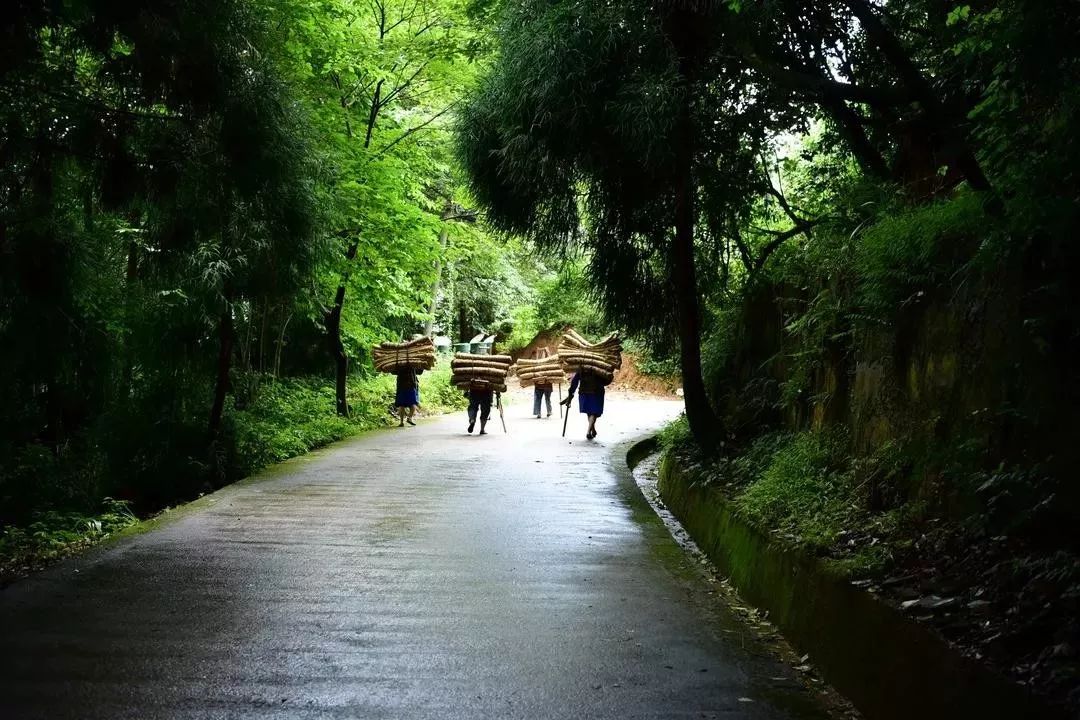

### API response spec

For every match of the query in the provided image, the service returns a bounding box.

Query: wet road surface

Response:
[0,392,837,719]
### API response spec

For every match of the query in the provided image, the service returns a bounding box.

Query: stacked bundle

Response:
[450,352,512,392]
[372,337,437,373]
[514,356,565,387]
[557,329,622,385]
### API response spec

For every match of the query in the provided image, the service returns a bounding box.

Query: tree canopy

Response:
[458,1,1080,706]
[456,0,1080,442]
[0,0,551,519]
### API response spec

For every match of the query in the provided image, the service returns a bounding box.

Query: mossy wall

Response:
[712,262,1080,521]
[657,453,1059,720]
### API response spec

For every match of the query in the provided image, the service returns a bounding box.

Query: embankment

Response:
[656,451,1062,720]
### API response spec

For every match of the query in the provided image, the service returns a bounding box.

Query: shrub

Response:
[639,357,680,376]
[856,192,989,318]
[228,366,466,479]
[418,364,470,412]
[735,430,859,550]
[0,498,138,580]
[658,414,692,452]
[228,377,355,477]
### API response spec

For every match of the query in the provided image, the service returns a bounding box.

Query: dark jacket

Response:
[570,371,604,396]
[396,368,422,392]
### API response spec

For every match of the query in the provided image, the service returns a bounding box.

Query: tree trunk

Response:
[121,239,140,394]
[240,300,254,372]
[665,5,722,448]
[330,319,348,417]
[258,300,269,374]
[457,305,470,345]
[274,308,292,379]
[423,223,450,337]
[208,292,235,438]
[672,121,721,448]
[327,239,360,416]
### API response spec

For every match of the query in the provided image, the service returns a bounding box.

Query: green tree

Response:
[265,0,487,414]
[0,0,319,502]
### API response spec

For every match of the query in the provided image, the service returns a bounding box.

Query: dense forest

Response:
[0,0,607,545]
[4,0,1080,711]
[457,0,1080,710]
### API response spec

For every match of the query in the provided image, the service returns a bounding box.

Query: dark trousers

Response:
[468,391,493,423]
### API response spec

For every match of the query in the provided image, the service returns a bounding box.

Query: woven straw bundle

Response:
[513,356,565,387]
[373,336,436,373]
[557,329,621,385]
[450,352,512,393]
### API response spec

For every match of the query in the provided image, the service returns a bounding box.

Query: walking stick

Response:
[562,394,571,437]
[497,393,507,434]
[557,383,563,419]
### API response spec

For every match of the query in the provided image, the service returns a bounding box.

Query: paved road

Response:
[0,392,835,719]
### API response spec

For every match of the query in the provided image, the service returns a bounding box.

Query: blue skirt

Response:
[578,391,604,417]
[395,388,420,407]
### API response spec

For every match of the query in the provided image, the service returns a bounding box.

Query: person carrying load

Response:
[466,381,497,435]
[532,347,554,419]
[371,336,436,428]
[450,349,512,435]
[562,370,604,439]
[557,329,621,440]
[395,366,422,427]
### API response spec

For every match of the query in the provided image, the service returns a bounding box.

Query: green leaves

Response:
[269,0,494,345]
[946,5,971,26]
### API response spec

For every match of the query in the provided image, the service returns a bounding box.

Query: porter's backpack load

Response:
[557,330,621,386]
[513,355,565,387]
[450,352,512,393]
[373,336,437,373]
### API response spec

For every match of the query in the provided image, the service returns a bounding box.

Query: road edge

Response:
[656,451,1064,720]
[0,412,454,590]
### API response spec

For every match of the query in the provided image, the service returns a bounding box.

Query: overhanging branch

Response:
[370,103,455,159]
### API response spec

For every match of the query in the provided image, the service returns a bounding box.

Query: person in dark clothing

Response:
[561,369,605,439]
[466,382,497,435]
[395,367,423,427]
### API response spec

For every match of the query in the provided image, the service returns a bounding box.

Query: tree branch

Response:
[717,10,911,108]
[381,61,430,106]
[730,225,754,273]
[753,219,825,271]
[413,17,441,37]
[761,174,809,228]
[838,0,994,193]
[371,103,455,159]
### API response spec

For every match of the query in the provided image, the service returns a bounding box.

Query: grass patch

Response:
[732,431,901,575]
[735,430,859,549]
[657,413,692,452]
[0,498,138,583]
[856,192,989,318]
[661,419,903,576]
